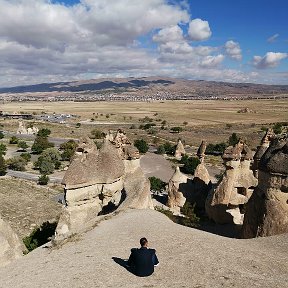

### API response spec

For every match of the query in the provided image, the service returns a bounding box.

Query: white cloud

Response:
[200,55,224,68]
[253,52,287,69]
[188,18,212,41]
[267,33,279,43]
[224,40,242,61]
[153,25,184,43]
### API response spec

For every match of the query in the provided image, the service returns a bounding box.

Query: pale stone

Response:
[0,215,24,267]
[174,140,186,160]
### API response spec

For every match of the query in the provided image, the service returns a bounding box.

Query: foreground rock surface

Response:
[0,209,287,288]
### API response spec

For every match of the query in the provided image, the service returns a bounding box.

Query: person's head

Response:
[140,237,148,247]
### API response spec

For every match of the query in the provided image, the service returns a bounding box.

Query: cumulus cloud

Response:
[267,33,279,43]
[224,40,242,61]
[188,18,212,41]
[200,54,224,68]
[253,52,287,69]
[153,25,184,43]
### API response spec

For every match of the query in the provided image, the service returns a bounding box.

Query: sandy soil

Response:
[0,209,287,288]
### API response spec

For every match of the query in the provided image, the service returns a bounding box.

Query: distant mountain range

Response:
[1,77,288,100]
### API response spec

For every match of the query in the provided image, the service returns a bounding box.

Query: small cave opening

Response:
[98,189,126,216]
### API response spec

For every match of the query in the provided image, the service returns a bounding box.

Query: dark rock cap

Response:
[259,136,288,175]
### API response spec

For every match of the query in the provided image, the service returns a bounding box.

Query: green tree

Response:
[60,140,77,161]
[228,133,239,146]
[0,131,4,139]
[9,136,18,144]
[149,177,166,192]
[34,148,61,174]
[31,136,54,154]
[134,139,149,154]
[37,128,51,137]
[0,143,7,156]
[0,155,7,176]
[38,159,55,175]
[17,140,29,151]
[180,155,200,174]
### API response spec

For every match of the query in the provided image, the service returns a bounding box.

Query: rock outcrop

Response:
[56,134,153,240]
[242,136,288,238]
[190,141,211,215]
[206,139,258,224]
[17,121,38,135]
[0,215,24,267]
[167,167,189,214]
[253,128,275,177]
[174,139,186,160]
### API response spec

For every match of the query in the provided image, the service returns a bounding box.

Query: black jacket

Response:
[127,247,159,277]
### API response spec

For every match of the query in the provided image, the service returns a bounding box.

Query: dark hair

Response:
[140,237,148,247]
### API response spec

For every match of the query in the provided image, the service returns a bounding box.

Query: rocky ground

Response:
[0,177,62,238]
[0,209,287,288]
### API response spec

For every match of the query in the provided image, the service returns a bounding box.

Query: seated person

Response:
[127,237,159,277]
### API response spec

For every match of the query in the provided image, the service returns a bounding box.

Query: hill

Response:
[0,209,287,287]
[1,77,288,101]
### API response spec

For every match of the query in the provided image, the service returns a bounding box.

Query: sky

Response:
[0,0,287,87]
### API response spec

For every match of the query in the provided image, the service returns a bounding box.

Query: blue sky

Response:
[0,0,287,87]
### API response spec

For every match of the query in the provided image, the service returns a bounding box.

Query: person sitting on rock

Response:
[127,237,159,277]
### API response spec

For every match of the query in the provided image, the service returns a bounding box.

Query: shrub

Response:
[163,142,176,155]
[156,145,166,155]
[0,131,4,139]
[206,142,227,155]
[23,221,57,252]
[149,176,166,192]
[228,133,239,146]
[6,156,27,171]
[0,143,7,156]
[38,174,49,185]
[75,122,81,128]
[180,155,200,174]
[90,129,105,139]
[134,139,149,154]
[9,136,18,144]
[17,140,29,151]
[20,153,31,162]
[170,126,183,133]
[0,155,7,176]
[273,122,282,134]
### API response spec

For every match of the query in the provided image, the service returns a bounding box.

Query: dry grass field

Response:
[1,99,287,148]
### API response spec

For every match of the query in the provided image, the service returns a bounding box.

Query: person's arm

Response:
[152,251,159,266]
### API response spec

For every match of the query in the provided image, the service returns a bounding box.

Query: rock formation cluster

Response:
[167,140,211,215]
[16,121,39,135]
[205,139,258,225]
[55,131,153,240]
